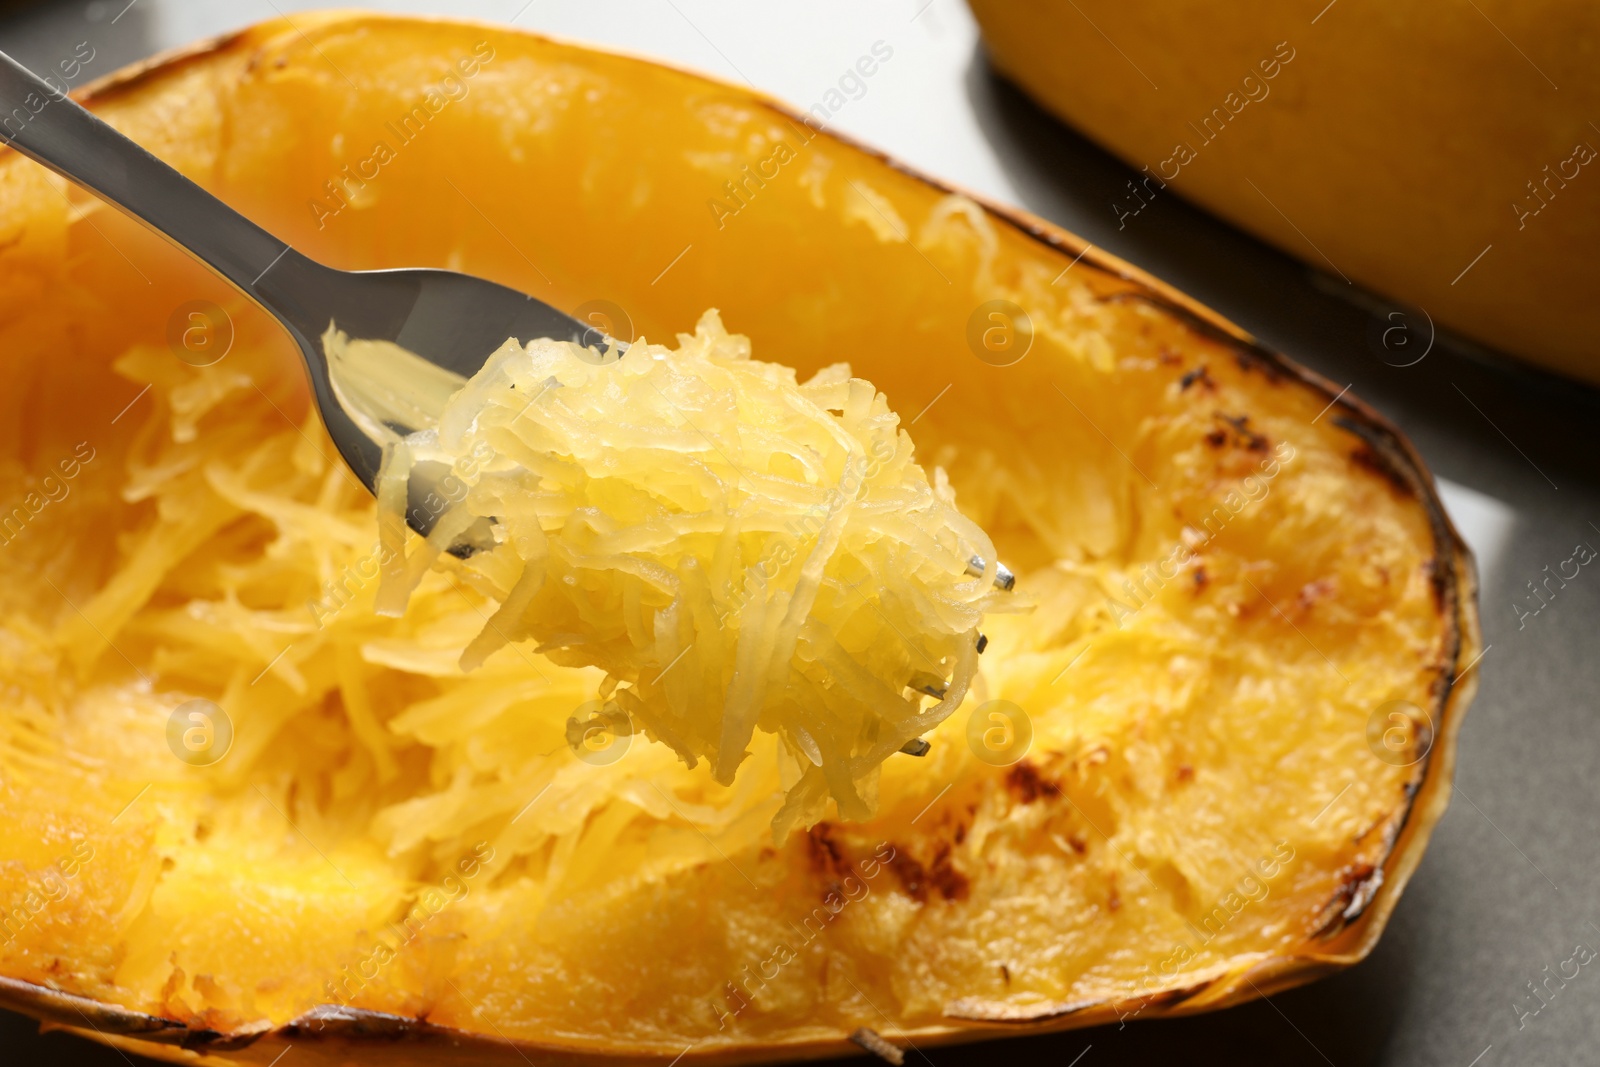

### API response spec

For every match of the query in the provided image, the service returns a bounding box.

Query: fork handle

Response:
[0,48,300,297]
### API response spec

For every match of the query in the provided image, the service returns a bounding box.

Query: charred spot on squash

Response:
[1057,833,1088,855]
[1334,415,1416,498]
[1349,447,1414,497]
[928,843,970,902]
[1427,664,1451,702]
[1312,863,1385,938]
[805,823,850,880]
[1004,760,1061,804]
[886,848,927,903]
[881,842,968,903]
[1424,557,1449,612]
[1094,290,1290,385]
[1209,412,1269,452]
[1179,364,1214,392]
[1232,349,1289,384]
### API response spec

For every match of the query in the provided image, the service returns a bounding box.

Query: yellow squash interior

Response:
[0,14,1470,1060]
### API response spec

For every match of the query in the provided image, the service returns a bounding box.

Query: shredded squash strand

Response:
[329,310,1012,835]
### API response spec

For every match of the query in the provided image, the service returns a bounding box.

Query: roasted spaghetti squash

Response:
[0,13,1477,1065]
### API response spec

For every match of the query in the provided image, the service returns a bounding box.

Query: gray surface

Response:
[0,2,1596,1065]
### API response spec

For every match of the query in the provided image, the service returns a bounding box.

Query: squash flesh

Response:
[330,312,1009,837]
[0,14,1472,1060]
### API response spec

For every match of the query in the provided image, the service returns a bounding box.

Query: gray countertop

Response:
[1,2,1596,1064]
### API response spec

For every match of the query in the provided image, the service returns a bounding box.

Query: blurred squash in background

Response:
[967,0,1600,385]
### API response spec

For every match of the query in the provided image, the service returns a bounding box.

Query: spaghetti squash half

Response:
[0,13,1477,1066]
